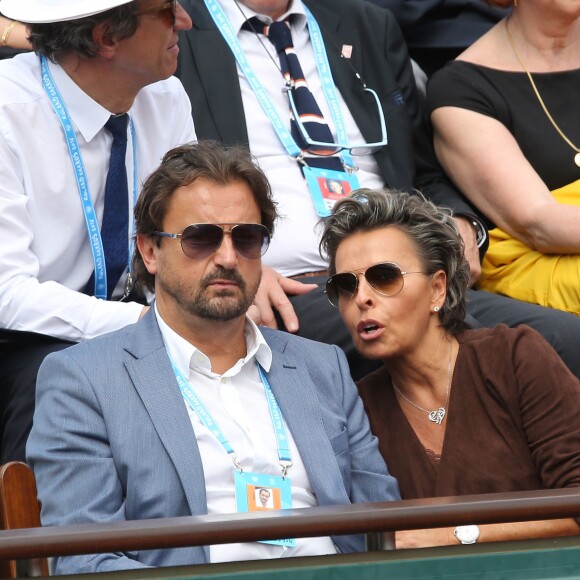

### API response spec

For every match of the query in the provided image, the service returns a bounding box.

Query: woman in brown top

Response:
[319,188,580,548]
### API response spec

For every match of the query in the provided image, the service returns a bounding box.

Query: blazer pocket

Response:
[330,427,349,456]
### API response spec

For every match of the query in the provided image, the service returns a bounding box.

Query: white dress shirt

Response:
[0,53,196,341]
[156,307,337,562]
[217,0,384,276]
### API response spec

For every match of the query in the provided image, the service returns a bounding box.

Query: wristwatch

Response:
[469,218,487,248]
[453,525,480,545]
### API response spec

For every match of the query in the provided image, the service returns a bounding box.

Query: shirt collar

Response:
[154,303,272,379]
[218,0,308,35]
[47,58,126,143]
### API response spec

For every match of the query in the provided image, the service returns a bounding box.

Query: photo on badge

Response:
[247,485,281,511]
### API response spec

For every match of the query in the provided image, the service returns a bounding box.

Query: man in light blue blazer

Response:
[27,141,400,574]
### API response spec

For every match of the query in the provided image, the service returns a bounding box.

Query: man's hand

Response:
[249,265,317,332]
[453,216,481,288]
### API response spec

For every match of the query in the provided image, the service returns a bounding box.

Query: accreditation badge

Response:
[234,471,296,547]
[303,165,360,217]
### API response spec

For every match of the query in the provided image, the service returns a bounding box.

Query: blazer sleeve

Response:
[26,352,151,574]
[331,344,401,504]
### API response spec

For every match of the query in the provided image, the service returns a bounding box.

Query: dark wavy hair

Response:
[132,140,278,294]
[28,3,139,63]
[319,188,470,335]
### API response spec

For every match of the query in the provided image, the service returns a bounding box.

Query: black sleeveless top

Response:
[427,60,580,191]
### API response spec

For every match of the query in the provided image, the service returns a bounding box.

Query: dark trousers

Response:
[0,329,73,463]
[285,277,580,382]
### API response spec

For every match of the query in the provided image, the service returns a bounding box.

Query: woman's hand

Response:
[396,528,455,549]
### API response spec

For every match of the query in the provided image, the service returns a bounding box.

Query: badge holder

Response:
[234,465,295,547]
[303,165,360,217]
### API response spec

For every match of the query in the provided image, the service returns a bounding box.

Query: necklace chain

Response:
[505,18,580,167]
[392,340,453,426]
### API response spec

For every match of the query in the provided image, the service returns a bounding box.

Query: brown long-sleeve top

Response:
[357,325,580,499]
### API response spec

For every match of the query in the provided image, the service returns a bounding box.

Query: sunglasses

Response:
[152,223,271,260]
[133,0,177,23]
[325,262,425,307]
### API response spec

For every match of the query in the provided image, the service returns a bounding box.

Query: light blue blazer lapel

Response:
[263,333,350,506]
[123,313,210,527]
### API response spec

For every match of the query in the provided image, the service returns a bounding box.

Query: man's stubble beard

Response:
[159,266,261,322]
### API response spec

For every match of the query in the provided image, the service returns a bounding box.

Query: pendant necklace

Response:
[392,341,453,426]
[505,18,580,168]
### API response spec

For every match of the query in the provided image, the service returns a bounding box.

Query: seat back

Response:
[0,462,49,578]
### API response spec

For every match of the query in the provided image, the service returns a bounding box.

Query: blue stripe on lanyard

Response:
[302,5,356,169]
[204,0,356,170]
[257,365,292,462]
[40,55,137,300]
[170,356,293,469]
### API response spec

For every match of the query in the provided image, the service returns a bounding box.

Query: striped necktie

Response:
[245,17,343,172]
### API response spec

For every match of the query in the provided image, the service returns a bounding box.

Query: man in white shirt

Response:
[27,140,400,573]
[0,0,196,463]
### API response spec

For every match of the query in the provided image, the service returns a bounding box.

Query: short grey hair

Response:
[319,188,470,335]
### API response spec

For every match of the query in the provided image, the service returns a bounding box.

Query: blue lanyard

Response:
[170,357,293,474]
[40,55,138,299]
[204,0,356,170]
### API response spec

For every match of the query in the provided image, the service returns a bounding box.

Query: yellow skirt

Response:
[479,180,580,316]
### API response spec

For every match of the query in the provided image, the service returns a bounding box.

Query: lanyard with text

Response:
[204,0,357,172]
[40,55,138,300]
[170,357,293,476]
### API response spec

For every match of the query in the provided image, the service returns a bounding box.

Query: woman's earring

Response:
[433,306,440,312]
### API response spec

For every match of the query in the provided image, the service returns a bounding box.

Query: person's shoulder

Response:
[0,53,43,106]
[427,48,507,109]
[260,328,352,381]
[456,19,512,69]
[260,326,340,354]
[458,324,544,350]
[132,75,192,130]
[137,75,188,99]
[46,320,140,365]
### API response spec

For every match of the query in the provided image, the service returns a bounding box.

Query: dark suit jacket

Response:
[177,0,482,224]
[366,0,509,48]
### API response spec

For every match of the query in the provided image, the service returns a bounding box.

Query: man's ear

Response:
[92,21,118,59]
[136,234,159,276]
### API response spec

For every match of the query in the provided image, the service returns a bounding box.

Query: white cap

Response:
[0,0,135,23]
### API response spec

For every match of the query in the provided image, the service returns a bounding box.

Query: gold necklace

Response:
[505,19,580,168]
[392,341,453,426]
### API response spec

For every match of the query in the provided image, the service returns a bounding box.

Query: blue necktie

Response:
[100,114,129,300]
[246,17,343,172]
